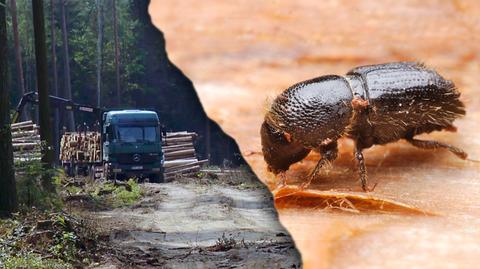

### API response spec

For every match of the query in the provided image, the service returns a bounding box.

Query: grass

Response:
[2,159,107,268]
[89,178,143,208]
[184,164,262,189]
[0,252,72,269]
[208,232,248,252]
[112,179,143,207]
[14,160,64,211]
[0,211,96,269]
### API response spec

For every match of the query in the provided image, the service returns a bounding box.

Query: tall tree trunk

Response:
[96,0,103,107]
[60,0,75,130]
[32,0,55,187]
[0,0,18,216]
[112,0,121,106]
[10,0,28,121]
[50,0,59,162]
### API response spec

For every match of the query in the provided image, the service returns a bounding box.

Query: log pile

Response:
[163,131,208,180]
[11,121,41,162]
[60,132,101,163]
[11,122,208,179]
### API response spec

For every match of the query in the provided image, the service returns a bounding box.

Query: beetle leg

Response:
[354,148,370,191]
[300,142,338,190]
[407,138,468,160]
[300,157,328,190]
[276,171,288,188]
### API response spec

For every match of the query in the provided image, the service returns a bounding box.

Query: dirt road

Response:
[90,180,301,268]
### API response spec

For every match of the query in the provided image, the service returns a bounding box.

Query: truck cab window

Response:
[115,126,158,143]
[144,127,158,142]
[117,127,142,143]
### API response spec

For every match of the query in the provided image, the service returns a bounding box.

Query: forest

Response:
[0,0,262,267]
[3,0,244,163]
[7,0,143,118]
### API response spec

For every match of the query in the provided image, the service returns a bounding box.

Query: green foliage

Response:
[92,178,142,208]
[0,210,97,268]
[49,230,78,263]
[0,252,72,269]
[113,178,142,207]
[14,160,64,211]
[7,0,146,118]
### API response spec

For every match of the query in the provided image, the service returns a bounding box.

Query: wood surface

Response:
[150,1,480,268]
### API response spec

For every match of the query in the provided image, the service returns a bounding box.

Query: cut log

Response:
[12,130,38,138]
[11,124,38,131]
[164,159,209,173]
[163,158,198,168]
[12,137,42,143]
[60,131,101,163]
[163,146,195,154]
[162,142,194,150]
[11,120,33,128]
[13,142,41,150]
[164,149,195,158]
[163,136,195,144]
[164,165,201,176]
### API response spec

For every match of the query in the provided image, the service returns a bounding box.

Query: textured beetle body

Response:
[261,62,466,190]
[265,75,353,148]
[346,62,465,147]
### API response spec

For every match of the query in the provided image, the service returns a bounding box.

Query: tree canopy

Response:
[5,0,245,165]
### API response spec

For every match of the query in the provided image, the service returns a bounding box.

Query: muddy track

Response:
[90,181,302,268]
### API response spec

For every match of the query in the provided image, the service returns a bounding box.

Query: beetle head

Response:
[260,120,311,174]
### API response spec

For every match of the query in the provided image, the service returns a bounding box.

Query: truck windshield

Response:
[115,126,158,143]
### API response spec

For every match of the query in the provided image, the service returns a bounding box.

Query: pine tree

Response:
[60,0,75,130]
[112,0,121,106]
[50,0,60,162]
[0,0,18,217]
[10,0,28,120]
[32,0,55,189]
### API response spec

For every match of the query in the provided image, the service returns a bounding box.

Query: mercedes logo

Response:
[133,154,141,162]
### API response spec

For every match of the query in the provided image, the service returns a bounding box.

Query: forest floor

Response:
[78,172,301,268]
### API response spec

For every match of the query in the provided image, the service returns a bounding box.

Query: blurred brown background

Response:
[150,0,480,268]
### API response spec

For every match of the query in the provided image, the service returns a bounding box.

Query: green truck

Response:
[102,110,164,182]
[13,92,165,182]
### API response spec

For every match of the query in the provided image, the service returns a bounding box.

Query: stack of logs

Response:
[12,121,41,162]
[11,122,208,179]
[163,131,208,181]
[60,132,101,163]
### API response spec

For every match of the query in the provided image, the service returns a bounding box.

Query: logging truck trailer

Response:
[13,92,165,183]
[60,110,165,182]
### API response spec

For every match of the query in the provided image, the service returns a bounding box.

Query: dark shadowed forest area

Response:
[4,0,244,165]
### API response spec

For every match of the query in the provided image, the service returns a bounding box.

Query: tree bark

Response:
[96,0,103,107]
[10,0,28,121]
[60,0,75,130]
[0,0,18,217]
[50,0,60,162]
[112,0,121,106]
[32,0,55,187]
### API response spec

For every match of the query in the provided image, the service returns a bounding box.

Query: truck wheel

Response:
[116,173,126,181]
[74,165,79,177]
[83,167,89,177]
[88,165,96,181]
[64,164,73,177]
[104,164,112,181]
[150,172,164,183]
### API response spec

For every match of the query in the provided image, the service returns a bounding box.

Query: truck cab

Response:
[102,110,164,182]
